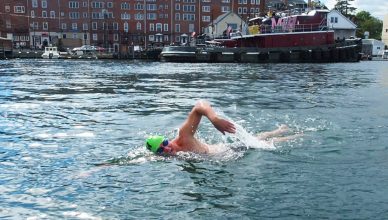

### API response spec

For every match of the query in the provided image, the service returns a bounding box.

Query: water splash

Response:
[217,109,275,150]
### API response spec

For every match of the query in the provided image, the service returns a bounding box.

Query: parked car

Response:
[72,45,105,52]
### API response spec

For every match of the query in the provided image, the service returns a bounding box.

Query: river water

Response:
[1,59,388,219]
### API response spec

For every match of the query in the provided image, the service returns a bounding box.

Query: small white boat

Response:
[41,46,60,59]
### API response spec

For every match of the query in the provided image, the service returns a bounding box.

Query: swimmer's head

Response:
[145,135,170,154]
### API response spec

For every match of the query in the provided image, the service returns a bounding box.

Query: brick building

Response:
[1,0,309,54]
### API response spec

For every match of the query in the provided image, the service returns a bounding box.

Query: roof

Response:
[328,10,357,29]
[212,11,243,25]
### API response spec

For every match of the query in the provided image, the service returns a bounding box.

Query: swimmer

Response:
[146,100,302,155]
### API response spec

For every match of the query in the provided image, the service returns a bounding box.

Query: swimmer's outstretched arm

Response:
[179,100,236,137]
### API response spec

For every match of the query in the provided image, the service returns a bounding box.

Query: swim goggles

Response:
[156,139,169,154]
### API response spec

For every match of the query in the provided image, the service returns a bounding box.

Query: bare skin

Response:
[257,124,303,144]
[162,101,302,155]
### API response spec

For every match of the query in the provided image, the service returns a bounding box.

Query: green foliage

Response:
[334,0,356,16]
[354,11,383,40]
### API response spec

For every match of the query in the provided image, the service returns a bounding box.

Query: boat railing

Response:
[251,22,327,35]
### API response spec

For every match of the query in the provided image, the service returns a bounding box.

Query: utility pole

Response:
[143,0,147,49]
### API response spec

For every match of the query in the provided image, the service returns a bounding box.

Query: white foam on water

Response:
[216,109,275,150]
[232,122,275,150]
[62,211,101,220]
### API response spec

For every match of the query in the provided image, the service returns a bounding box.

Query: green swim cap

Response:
[145,135,165,153]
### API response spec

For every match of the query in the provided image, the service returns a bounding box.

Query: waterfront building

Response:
[1,0,329,55]
[382,14,388,48]
[327,10,357,40]
[362,39,386,57]
[1,0,263,53]
[204,11,247,39]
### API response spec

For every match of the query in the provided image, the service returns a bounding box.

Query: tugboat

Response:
[160,9,361,63]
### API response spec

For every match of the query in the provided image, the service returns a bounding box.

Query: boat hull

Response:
[160,40,362,63]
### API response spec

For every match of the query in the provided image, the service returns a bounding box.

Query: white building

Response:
[327,10,357,40]
[382,14,388,48]
[204,12,247,39]
[362,39,386,57]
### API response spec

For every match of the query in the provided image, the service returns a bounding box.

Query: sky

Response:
[319,0,388,20]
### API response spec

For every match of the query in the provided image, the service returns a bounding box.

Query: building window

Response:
[202,6,210,12]
[14,6,25,13]
[164,24,168,31]
[42,11,47,18]
[69,1,79,8]
[175,24,180,32]
[69,12,80,19]
[92,22,97,30]
[135,13,144,20]
[147,4,157,10]
[83,23,88,30]
[121,2,130,10]
[147,13,157,20]
[73,33,78,39]
[114,34,118,41]
[124,22,129,32]
[32,0,38,8]
[72,23,78,30]
[31,10,35,18]
[113,22,118,30]
[175,13,181,20]
[93,34,98,41]
[202,16,210,22]
[189,23,194,32]
[136,22,142,30]
[107,2,113,8]
[183,14,195,21]
[83,12,88,18]
[43,22,48,30]
[42,0,47,8]
[92,2,104,8]
[156,23,162,32]
[5,5,10,12]
[83,1,88,7]
[183,5,195,12]
[149,23,155,31]
[121,13,131,20]
[175,4,180,10]
[221,6,230,12]
[61,23,67,30]
[149,35,154,42]
[135,3,144,10]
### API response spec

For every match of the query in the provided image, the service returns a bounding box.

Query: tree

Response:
[354,11,383,40]
[334,0,357,17]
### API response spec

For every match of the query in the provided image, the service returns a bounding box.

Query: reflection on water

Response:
[1,60,388,219]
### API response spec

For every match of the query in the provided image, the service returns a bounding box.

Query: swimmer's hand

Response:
[212,117,236,135]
